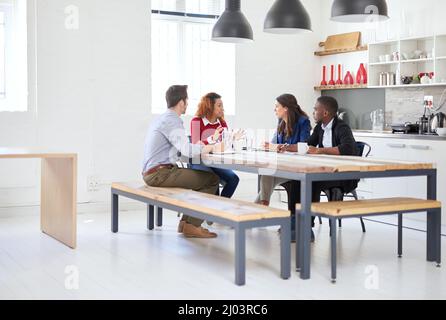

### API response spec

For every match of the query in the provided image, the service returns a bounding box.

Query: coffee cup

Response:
[297,142,309,155]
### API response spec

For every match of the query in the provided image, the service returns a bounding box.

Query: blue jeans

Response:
[190,164,239,198]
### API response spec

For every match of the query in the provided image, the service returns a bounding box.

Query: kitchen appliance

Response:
[379,72,387,86]
[430,112,446,132]
[370,109,384,131]
[391,123,419,134]
[386,72,396,86]
[418,115,430,134]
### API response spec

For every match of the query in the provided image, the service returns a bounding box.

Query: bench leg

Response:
[111,192,119,233]
[234,225,246,286]
[280,218,291,280]
[156,207,163,227]
[329,218,337,283]
[147,205,154,230]
[398,214,403,258]
[427,208,442,267]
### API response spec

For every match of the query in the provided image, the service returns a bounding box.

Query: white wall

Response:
[0,0,322,209]
[0,0,151,208]
[320,0,446,42]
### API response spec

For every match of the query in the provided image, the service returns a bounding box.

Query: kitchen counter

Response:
[353,130,446,141]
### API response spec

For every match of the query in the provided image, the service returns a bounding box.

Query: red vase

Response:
[328,65,335,85]
[336,64,343,85]
[344,71,354,85]
[321,65,328,86]
[356,63,368,84]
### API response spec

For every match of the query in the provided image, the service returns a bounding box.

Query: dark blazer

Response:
[308,117,359,193]
[308,117,358,156]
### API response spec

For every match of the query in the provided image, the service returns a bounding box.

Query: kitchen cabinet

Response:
[354,134,446,227]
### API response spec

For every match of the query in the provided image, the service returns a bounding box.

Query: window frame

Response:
[150,1,236,116]
[0,0,29,113]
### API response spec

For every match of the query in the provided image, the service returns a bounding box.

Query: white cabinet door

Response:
[354,134,446,227]
[368,138,410,199]
[405,140,446,225]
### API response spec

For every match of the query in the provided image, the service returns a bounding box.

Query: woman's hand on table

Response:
[262,142,280,152]
[278,144,297,153]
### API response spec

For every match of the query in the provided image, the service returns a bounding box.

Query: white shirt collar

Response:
[322,118,334,131]
[202,117,221,126]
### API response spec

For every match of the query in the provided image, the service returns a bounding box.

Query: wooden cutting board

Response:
[319,32,361,51]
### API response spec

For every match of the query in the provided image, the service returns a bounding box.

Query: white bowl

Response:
[436,128,446,136]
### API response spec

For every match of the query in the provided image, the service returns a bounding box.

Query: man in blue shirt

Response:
[142,85,224,238]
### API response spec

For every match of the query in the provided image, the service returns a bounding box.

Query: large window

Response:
[151,0,235,115]
[0,0,27,112]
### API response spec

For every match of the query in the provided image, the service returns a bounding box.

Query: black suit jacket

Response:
[308,117,358,156]
[308,117,359,193]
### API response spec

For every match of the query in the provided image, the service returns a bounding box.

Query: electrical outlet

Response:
[87,175,100,192]
[424,95,434,109]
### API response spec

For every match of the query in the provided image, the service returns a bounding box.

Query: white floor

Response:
[0,201,445,300]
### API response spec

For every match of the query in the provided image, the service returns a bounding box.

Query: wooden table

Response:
[0,148,77,249]
[201,150,438,280]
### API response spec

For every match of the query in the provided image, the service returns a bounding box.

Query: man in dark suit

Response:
[283,96,359,241]
[306,96,359,200]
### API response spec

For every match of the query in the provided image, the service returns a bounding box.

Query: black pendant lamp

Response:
[264,0,312,34]
[212,0,253,43]
[331,0,389,23]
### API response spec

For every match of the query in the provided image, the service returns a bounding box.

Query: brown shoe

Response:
[177,220,185,233]
[182,223,217,238]
[259,200,270,206]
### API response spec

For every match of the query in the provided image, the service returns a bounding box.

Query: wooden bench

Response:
[111,182,291,286]
[296,197,442,283]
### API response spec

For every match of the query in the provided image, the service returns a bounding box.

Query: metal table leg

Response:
[280,218,291,280]
[398,213,403,258]
[299,177,312,280]
[426,171,440,264]
[330,218,337,283]
[111,192,119,233]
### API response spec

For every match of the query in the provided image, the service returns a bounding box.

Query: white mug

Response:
[297,142,309,155]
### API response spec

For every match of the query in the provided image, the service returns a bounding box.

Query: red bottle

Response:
[356,63,368,84]
[344,71,354,85]
[336,64,343,85]
[321,65,328,86]
[328,65,335,85]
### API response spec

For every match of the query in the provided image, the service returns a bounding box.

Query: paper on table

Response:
[170,192,271,216]
[211,150,236,155]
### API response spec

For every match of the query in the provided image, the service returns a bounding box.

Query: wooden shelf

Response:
[369,61,399,66]
[314,84,368,91]
[368,83,446,89]
[314,45,368,56]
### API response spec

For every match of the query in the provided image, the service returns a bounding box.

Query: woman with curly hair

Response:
[190,92,241,198]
